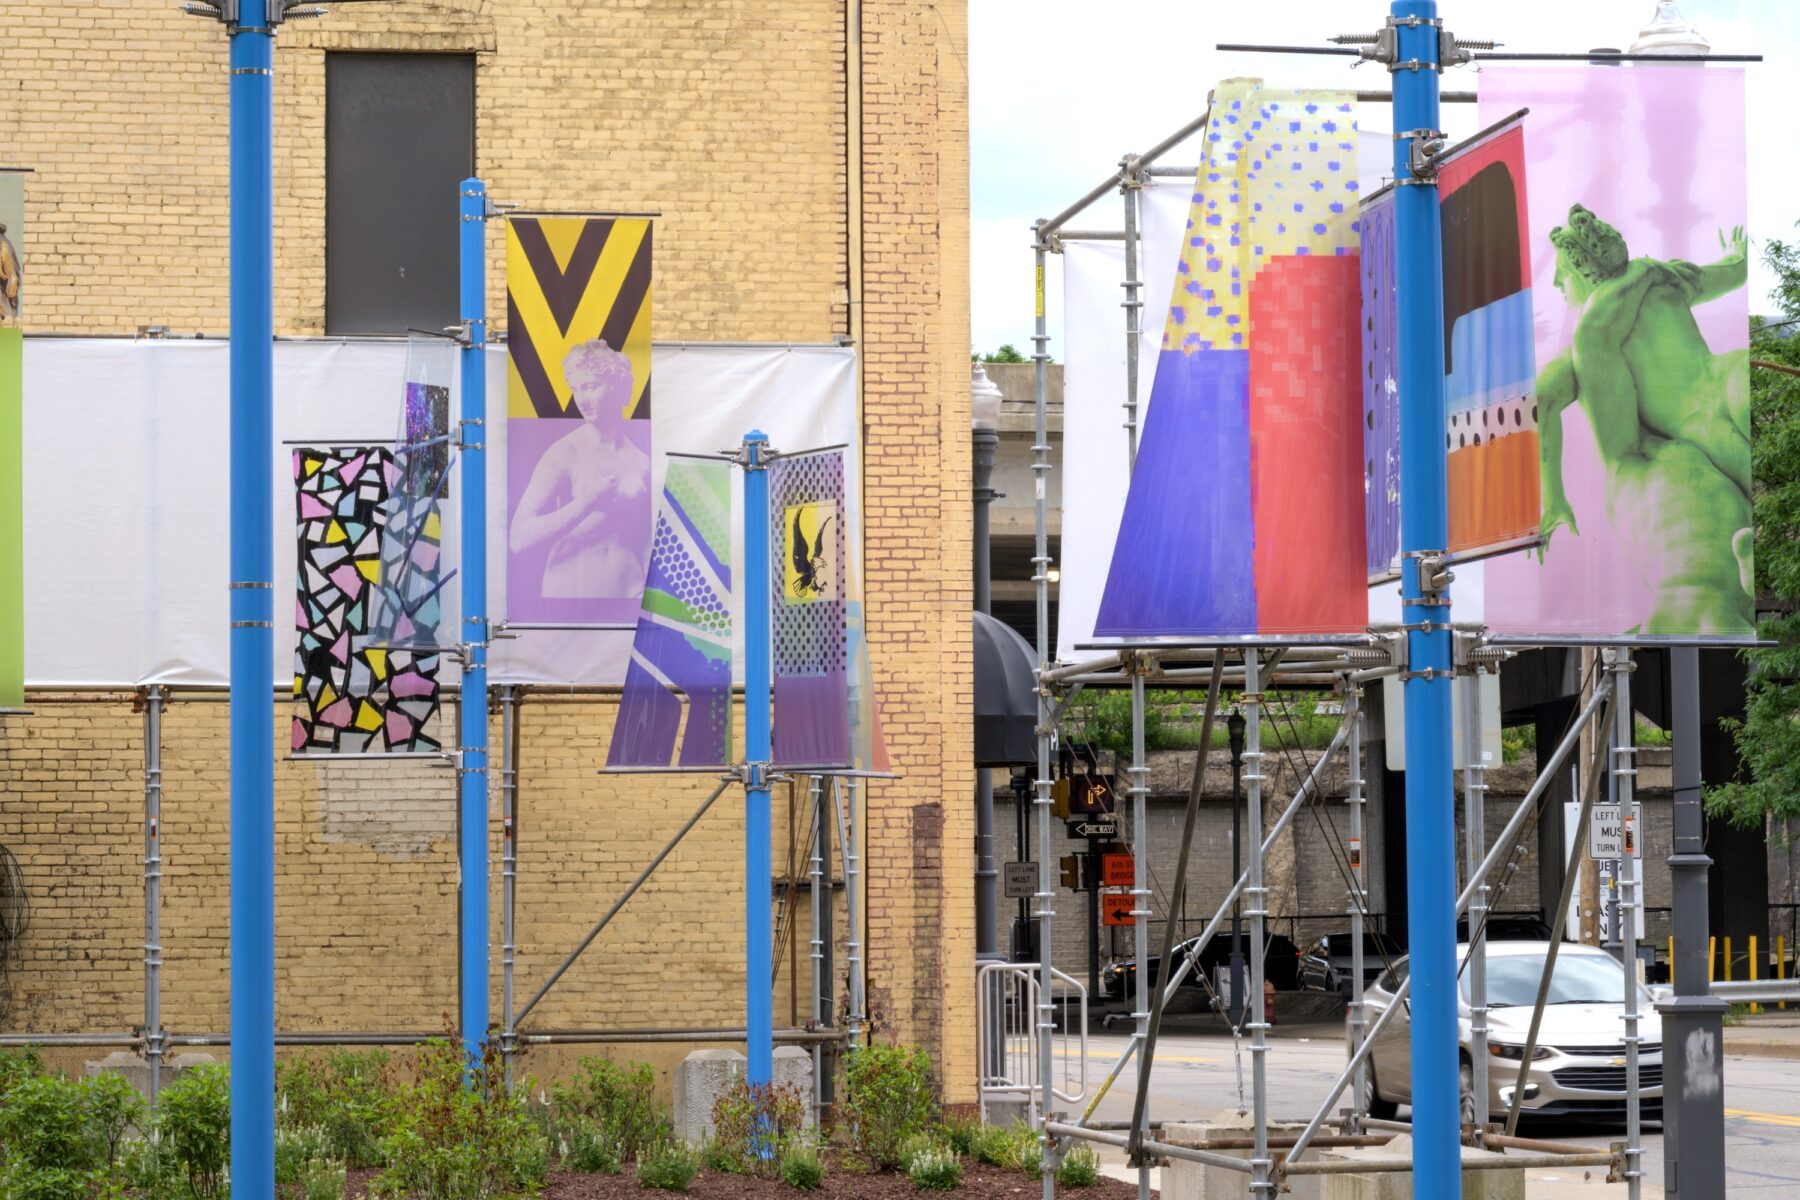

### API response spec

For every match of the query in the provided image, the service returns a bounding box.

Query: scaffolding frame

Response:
[1021,90,1653,1196]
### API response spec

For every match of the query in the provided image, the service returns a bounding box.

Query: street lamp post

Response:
[1228,710,1247,1023]
[972,363,1007,1080]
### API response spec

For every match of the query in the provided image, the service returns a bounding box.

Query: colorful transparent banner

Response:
[1095,81,1366,640]
[504,217,653,626]
[292,447,442,754]
[1479,67,1751,642]
[1362,117,1540,581]
[606,457,734,769]
[370,336,455,650]
[0,171,20,707]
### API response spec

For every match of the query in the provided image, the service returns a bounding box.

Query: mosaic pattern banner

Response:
[293,447,442,754]
[505,217,653,626]
[1362,117,1540,581]
[1480,67,1751,642]
[1095,80,1366,639]
[0,171,20,708]
[606,458,734,769]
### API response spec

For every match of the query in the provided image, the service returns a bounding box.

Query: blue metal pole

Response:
[1391,2,1458,1195]
[227,3,275,1194]
[458,177,491,1063]
[742,430,774,1087]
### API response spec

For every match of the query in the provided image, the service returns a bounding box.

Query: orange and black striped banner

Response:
[506,216,652,420]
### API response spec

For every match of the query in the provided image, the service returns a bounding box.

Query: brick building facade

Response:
[0,2,976,1098]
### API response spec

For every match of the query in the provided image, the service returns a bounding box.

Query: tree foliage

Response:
[1708,233,1800,826]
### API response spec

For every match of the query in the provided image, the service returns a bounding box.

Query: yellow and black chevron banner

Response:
[506,216,652,420]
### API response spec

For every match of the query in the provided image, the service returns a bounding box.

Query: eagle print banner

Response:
[505,216,653,626]
[293,447,442,755]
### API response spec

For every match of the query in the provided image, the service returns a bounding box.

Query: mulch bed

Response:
[345,1162,1153,1198]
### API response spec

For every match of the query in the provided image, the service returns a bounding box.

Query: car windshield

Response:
[1470,953,1646,1007]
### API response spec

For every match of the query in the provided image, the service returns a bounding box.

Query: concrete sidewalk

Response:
[1724,1013,1800,1060]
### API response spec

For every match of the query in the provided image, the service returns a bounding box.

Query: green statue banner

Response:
[1479,67,1752,643]
[0,171,21,707]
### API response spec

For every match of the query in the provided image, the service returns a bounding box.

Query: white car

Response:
[1359,941,1662,1125]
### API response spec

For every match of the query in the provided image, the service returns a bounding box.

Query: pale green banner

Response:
[0,171,21,708]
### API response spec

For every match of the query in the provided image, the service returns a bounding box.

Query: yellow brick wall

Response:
[0,0,973,1098]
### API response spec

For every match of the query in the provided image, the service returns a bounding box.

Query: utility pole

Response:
[1228,710,1247,1023]
[1660,648,1727,1197]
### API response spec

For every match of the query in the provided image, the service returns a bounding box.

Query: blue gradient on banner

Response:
[1446,289,1535,415]
[1095,349,1255,637]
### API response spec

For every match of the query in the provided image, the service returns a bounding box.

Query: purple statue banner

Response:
[505,341,652,627]
[1479,66,1751,642]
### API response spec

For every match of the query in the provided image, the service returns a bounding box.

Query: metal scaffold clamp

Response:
[1400,550,1453,606]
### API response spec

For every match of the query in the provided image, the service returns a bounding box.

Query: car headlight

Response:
[1487,1042,1553,1061]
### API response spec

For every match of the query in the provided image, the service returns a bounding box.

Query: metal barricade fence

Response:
[977,961,1087,1127]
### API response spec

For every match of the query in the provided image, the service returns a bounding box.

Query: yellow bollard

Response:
[1726,936,1734,983]
[1751,935,1761,1014]
[1669,936,1675,982]
[1780,936,1789,1012]
[1710,936,1718,984]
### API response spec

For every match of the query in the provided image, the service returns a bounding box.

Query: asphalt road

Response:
[1056,1019,1800,1196]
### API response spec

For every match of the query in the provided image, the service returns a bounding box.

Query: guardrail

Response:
[977,961,1087,1127]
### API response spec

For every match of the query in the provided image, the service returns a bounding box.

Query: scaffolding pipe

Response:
[1503,681,1617,1136]
[1345,683,1367,1125]
[1047,1122,1255,1174]
[1462,664,1489,1124]
[808,775,826,1116]
[1031,223,1057,1197]
[1126,659,1223,1161]
[1037,107,1212,239]
[500,684,519,1088]
[1121,165,1143,467]
[833,777,866,1049]
[1283,674,1616,1168]
[0,1027,855,1050]
[1127,666,1151,1200]
[142,687,165,1110]
[1613,650,1643,1200]
[1244,652,1272,1196]
[512,776,733,1028]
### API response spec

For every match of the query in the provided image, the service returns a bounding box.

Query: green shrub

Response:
[778,1139,825,1191]
[158,1063,232,1200]
[841,1043,936,1169]
[0,1074,90,1172]
[274,1124,334,1186]
[709,1077,809,1176]
[551,1057,670,1161]
[0,1162,92,1200]
[699,1136,738,1175]
[0,1046,44,1100]
[562,1117,623,1174]
[634,1139,700,1192]
[971,1120,1040,1175]
[903,1137,961,1191]
[371,1038,548,1200]
[79,1072,145,1168]
[277,1050,395,1168]
[935,1111,979,1156]
[119,1135,177,1195]
[1055,1143,1101,1188]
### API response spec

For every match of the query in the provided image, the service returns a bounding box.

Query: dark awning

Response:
[974,610,1038,767]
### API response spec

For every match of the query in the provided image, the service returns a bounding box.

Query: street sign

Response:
[1100,852,1135,888]
[1002,861,1038,900]
[1587,802,1642,860]
[1069,819,1119,839]
[1102,891,1135,926]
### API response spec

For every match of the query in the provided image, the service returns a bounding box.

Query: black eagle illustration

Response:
[791,508,834,598]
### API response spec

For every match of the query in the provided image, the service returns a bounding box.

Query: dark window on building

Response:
[325,53,475,335]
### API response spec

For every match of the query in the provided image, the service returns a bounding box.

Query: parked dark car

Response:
[1458,914,1559,943]
[1296,932,1403,999]
[1101,932,1301,1003]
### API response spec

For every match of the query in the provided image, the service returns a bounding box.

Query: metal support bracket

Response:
[1402,549,1453,605]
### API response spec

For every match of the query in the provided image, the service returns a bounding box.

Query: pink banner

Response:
[1479,66,1752,642]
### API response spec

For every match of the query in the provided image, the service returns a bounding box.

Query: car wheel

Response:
[1363,1061,1398,1121]
[1458,1057,1483,1127]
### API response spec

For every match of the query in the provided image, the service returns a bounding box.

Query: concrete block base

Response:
[672,1047,815,1146]
[84,1050,217,1103]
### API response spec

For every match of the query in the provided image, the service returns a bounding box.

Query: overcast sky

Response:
[969,0,1799,357]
